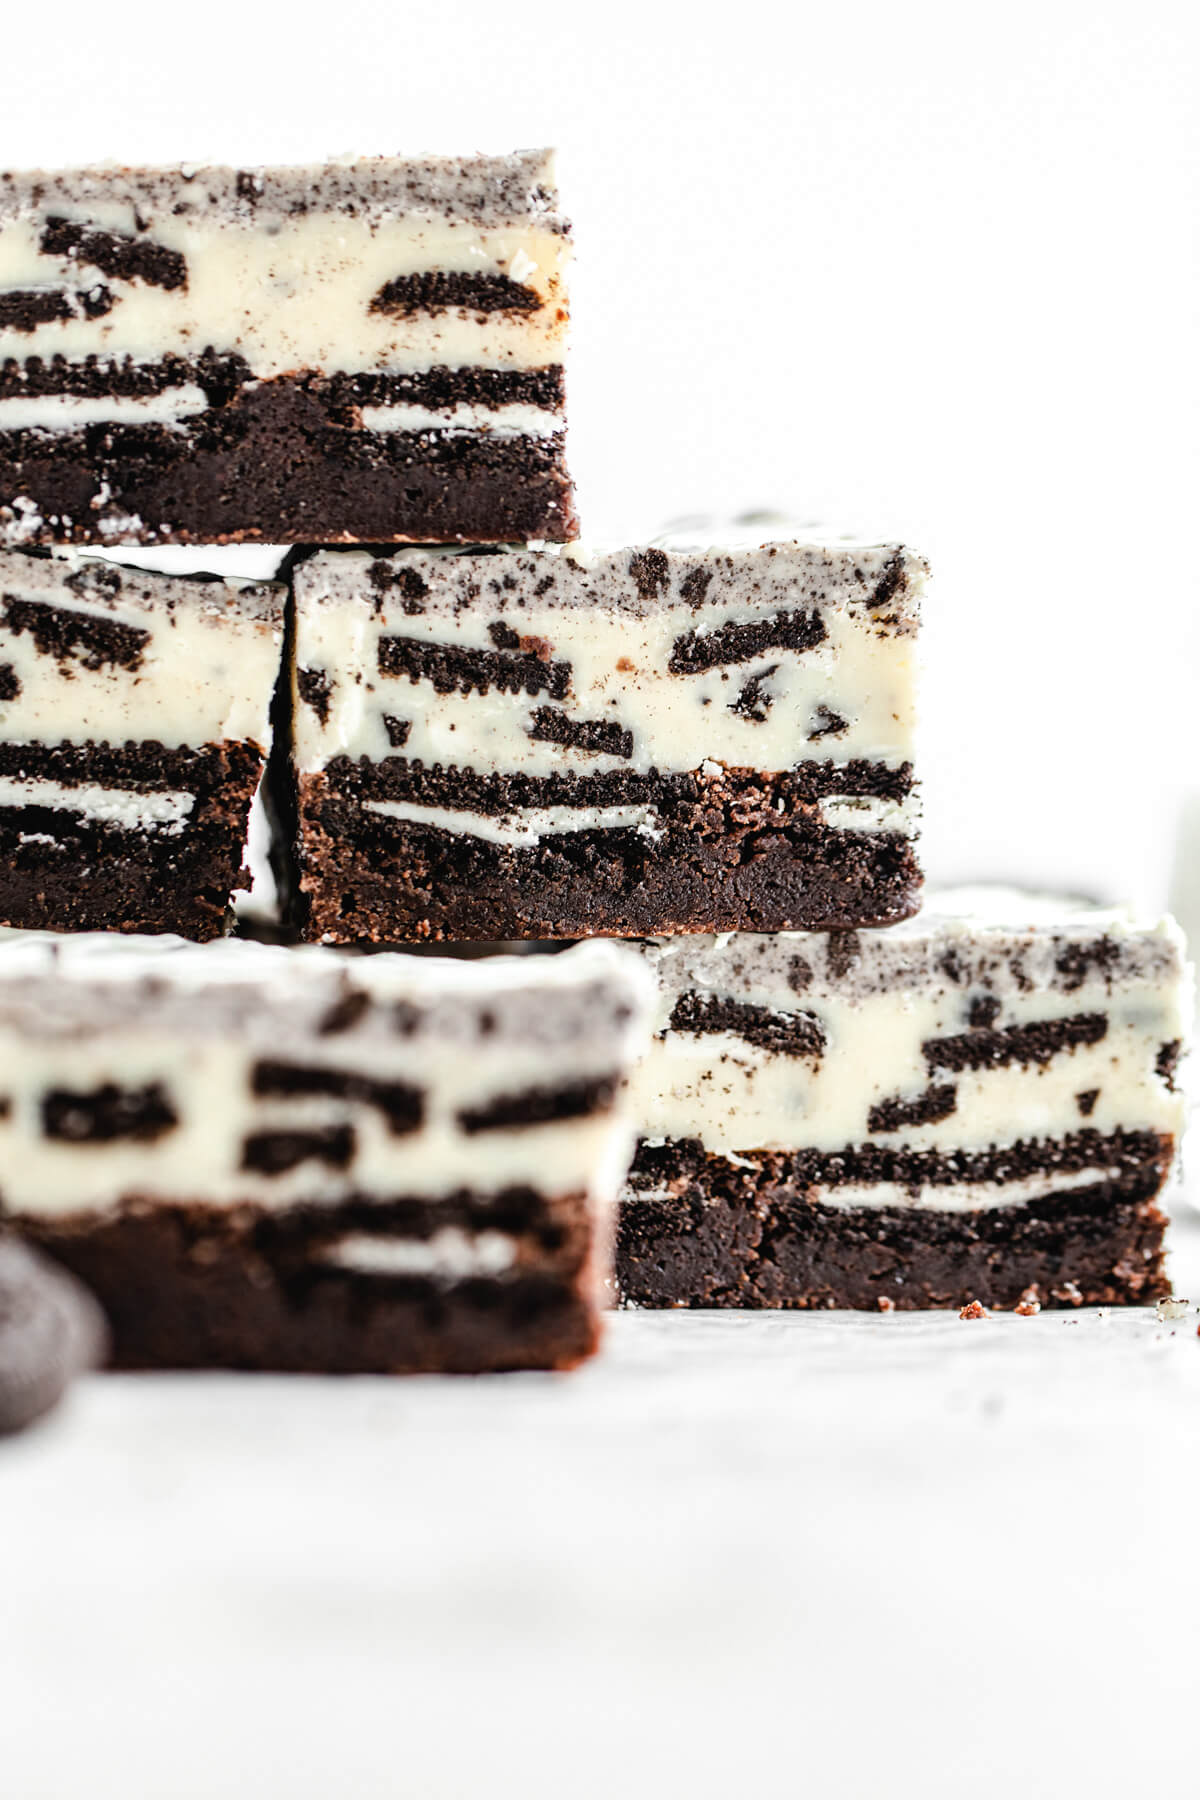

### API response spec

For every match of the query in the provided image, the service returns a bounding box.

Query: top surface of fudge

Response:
[641,885,1189,1004]
[0,929,641,1041]
[0,152,567,231]
[0,151,575,547]
[290,536,924,941]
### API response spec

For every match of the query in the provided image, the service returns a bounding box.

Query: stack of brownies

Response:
[0,150,1187,1380]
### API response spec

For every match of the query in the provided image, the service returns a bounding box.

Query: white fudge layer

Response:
[0,935,651,1219]
[0,152,569,382]
[292,539,922,843]
[626,886,1191,1210]
[0,548,282,750]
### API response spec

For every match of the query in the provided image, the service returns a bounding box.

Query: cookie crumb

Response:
[1015,1288,1041,1317]
[958,1299,987,1320]
[876,1295,895,1313]
[1155,1296,1191,1321]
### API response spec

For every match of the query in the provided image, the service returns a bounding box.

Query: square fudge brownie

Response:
[0,548,281,938]
[617,888,1191,1311]
[0,935,650,1372]
[287,533,925,941]
[0,153,574,545]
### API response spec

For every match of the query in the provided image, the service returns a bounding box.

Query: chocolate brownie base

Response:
[0,740,263,939]
[18,1190,601,1373]
[617,1136,1173,1310]
[293,764,922,941]
[0,371,576,546]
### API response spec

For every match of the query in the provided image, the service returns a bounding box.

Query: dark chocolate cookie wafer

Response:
[0,1237,107,1435]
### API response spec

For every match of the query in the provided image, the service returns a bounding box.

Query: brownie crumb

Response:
[382,715,411,749]
[487,620,521,650]
[0,663,20,701]
[1075,1088,1100,1118]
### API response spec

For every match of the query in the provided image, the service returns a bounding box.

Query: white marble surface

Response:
[2,1211,1198,1800]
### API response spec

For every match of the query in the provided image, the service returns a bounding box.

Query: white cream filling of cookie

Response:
[363,798,664,847]
[320,1228,518,1278]
[0,777,194,831]
[0,388,209,429]
[359,403,563,437]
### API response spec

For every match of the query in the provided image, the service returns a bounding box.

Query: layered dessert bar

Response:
[287,533,924,942]
[0,152,574,545]
[0,934,649,1372]
[0,549,281,938]
[618,889,1190,1310]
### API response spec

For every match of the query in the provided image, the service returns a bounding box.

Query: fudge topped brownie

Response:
[0,547,282,938]
[618,887,1190,1310]
[0,152,574,545]
[0,933,651,1372]
[288,533,925,942]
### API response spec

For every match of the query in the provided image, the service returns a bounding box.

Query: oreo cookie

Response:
[0,1237,107,1435]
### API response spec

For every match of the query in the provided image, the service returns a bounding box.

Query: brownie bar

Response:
[286,533,926,941]
[0,549,281,937]
[0,155,574,545]
[0,934,650,1372]
[617,888,1191,1310]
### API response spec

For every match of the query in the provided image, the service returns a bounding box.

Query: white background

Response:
[1,7,1198,1795]
[3,0,1196,910]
